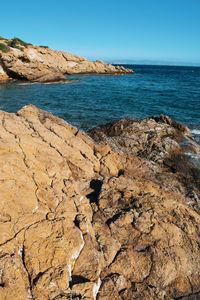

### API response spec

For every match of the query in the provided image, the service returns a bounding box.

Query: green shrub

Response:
[7,40,23,50]
[13,37,31,46]
[0,43,10,53]
[0,36,4,40]
[6,40,16,47]
[16,46,24,51]
[13,45,24,51]
[7,37,32,49]
[39,45,49,48]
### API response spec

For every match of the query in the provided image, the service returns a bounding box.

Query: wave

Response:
[190,129,200,135]
[184,153,200,160]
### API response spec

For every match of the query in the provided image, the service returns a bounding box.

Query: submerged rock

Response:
[0,37,133,83]
[0,105,199,299]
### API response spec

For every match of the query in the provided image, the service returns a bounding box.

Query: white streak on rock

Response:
[80,196,84,202]
[67,62,77,68]
[32,204,39,213]
[27,49,37,60]
[0,65,5,74]
[49,281,57,288]
[93,277,101,300]
[68,262,72,281]
[18,247,23,257]
[71,232,85,260]
[12,48,23,55]
[27,288,32,299]
[0,266,4,278]
[69,231,85,283]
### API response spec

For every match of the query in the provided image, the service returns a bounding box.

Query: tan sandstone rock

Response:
[0,105,199,299]
[0,37,134,82]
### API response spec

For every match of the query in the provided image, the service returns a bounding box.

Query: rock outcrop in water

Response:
[0,105,200,299]
[0,36,133,83]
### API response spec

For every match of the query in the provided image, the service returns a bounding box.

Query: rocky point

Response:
[0,36,133,83]
[0,104,199,299]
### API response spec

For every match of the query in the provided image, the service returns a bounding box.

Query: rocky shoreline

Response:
[0,36,133,84]
[0,105,199,299]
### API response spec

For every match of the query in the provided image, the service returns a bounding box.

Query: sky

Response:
[1,0,200,65]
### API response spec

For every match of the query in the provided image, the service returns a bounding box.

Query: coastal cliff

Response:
[0,36,133,83]
[0,105,199,299]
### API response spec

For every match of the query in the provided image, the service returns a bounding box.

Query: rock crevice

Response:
[0,105,199,299]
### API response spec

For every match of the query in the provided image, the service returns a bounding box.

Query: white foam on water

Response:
[190,129,200,135]
[185,152,200,160]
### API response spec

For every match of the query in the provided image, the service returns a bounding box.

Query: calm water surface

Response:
[0,64,199,143]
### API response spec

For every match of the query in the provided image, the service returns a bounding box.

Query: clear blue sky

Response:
[1,0,200,65]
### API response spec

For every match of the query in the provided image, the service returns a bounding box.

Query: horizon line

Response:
[110,62,200,67]
[104,59,200,67]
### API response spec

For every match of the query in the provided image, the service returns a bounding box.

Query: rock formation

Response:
[0,105,199,299]
[0,37,133,83]
[0,65,10,83]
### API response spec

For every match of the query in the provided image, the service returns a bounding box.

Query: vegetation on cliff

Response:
[0,35,31,52]
[0,42,10,53]
[0,34,134,83]
[6,37,31,51]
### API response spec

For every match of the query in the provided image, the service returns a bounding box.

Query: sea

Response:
[0,65,199,146]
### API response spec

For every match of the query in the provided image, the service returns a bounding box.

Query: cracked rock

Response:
[0,105,200,299]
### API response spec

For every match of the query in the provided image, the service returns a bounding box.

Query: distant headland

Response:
[0,36,133,83]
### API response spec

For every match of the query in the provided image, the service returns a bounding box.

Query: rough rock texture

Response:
[0,65,11,83]
[0,105,200,299]
[0,37,133,82]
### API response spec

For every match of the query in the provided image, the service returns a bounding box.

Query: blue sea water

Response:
[0,65,199,143]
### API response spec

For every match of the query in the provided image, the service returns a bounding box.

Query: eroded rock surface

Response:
[0,105,199,299]
[0,37,133,83]
[0,65,11,83]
